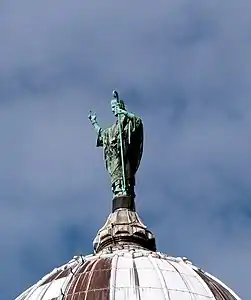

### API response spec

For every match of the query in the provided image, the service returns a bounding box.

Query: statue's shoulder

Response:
[102,125,114,137]
[133,114,143,126]
[136,115,142,122]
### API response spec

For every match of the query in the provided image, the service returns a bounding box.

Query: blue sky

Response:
[0,1,250,299]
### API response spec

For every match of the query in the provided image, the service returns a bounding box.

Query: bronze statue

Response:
[88,91,143,199]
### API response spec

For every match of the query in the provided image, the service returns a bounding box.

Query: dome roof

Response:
[15,198,242,300]
[16,246,240,300]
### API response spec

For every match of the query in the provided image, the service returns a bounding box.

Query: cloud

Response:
[0,1,250,298]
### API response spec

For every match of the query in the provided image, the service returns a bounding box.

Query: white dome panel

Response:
[15,247,241,300]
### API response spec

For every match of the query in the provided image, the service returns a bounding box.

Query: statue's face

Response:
[111,99,118,116]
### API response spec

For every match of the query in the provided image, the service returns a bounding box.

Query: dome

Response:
[16,246,240,300]
[15,198,241,300]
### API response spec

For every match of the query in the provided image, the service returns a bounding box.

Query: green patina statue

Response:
[88,90,143,199]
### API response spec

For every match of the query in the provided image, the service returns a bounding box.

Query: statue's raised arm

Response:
[88,111,102,135]
[89,90,143,199]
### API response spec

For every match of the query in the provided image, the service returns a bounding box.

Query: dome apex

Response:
[93,197,156,253]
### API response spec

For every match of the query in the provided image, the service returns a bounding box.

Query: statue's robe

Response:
[96,114,143,196]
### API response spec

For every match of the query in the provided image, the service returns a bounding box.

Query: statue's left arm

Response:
[122,110,136,120]
[117,108,140,122]
[122,109,143,174]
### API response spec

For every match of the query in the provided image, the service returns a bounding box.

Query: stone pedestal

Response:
[93,196,156,253]
[112,195,135,212]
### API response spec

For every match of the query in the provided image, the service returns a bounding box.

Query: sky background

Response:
[0,1,250,299]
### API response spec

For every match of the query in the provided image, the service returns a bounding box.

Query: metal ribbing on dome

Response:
[195,269,239,300]
[16,248,242,300]
[65,258,112,300]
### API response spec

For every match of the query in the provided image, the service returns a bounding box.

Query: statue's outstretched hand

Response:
[88,111,97,124]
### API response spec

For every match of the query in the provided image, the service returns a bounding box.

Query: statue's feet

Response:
[111,179,135,199]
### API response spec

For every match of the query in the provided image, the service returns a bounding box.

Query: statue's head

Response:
[111,99,126,116]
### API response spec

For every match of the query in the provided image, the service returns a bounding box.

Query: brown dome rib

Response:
[195,269,237,300]
[65,258,112,300]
